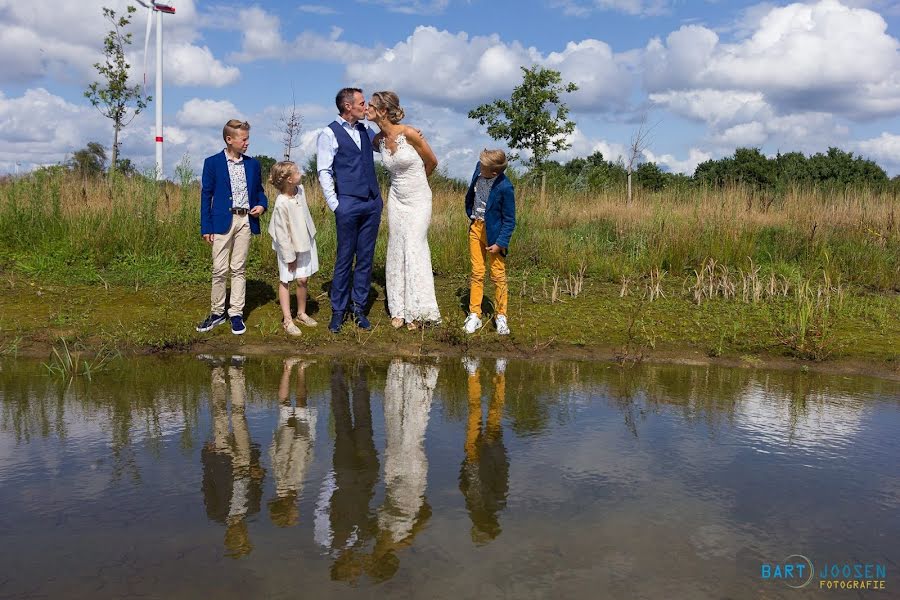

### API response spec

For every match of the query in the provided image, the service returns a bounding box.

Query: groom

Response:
[317,87,383,333]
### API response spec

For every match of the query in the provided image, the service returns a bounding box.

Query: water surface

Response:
[1,356,897,598]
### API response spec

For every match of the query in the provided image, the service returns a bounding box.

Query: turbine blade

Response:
[143,5,153,88]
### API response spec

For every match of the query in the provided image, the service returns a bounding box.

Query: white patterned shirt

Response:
[225,150,250,210]
[471,175,496,221]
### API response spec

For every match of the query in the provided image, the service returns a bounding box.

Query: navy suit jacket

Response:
[464,163,516,251]
[200,151,268,235]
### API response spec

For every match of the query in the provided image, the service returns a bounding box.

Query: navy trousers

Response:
[331,194,383,314]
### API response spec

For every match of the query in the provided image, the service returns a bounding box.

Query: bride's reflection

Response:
[314,363,380,581]
[459,357,509,544]
[200,357,265,558]
[268,358,317,528]
[368,359,437,580]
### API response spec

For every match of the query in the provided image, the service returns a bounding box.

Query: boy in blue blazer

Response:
[463,149,516,335]
[196,119,268,335]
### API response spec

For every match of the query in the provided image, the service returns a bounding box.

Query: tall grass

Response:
[0,170,897,293]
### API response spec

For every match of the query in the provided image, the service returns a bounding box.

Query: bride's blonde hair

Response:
[370,91,405,124]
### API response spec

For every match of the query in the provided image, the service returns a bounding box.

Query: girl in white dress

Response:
[268,161,320,336]
[367,91,442,330]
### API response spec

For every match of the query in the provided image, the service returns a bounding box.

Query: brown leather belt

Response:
[230,208,249,216]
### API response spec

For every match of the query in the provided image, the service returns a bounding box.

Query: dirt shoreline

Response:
[2,277,898,381]
[7,334,899,382]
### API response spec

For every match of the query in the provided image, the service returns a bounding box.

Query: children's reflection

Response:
[201,357,265,558]
[459,357,509,544]
[268,358,317,528]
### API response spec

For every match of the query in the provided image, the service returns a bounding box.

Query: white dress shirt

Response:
[316,116,377,212]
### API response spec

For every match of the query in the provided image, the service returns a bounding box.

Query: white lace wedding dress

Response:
[381,133,441,324]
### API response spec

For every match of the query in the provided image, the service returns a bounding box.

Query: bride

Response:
[367,91,441,329]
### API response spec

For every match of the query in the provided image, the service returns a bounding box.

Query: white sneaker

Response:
[495,315,510,335]
[461,356,480,376]
[495,358,507,374]
[463,313,483,334]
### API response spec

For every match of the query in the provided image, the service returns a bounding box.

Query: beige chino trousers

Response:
[211,214,250,317]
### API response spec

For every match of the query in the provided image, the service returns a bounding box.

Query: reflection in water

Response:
[370,359,437,580]
[314,363,380,582]
[200,358,265,558]
[268,358,317,528]
[459,357,509,544]
[1,357,899,598]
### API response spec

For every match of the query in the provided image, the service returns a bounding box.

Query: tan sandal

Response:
[294,313,318,327]
[407,321,419,331]
[391,317,404,329]
[283,320,302,337]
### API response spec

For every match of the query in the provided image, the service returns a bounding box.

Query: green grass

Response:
[0,170,898,366]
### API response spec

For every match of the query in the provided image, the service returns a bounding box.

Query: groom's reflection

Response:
[200,357,265,558]
[268,358,317,528]
[368,359,437,581]
[314,363,380,582]
[459,357,509,545]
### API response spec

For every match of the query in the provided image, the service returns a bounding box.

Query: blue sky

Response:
[1,0,899,178]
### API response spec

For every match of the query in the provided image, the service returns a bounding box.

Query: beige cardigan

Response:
[269,186,317,258]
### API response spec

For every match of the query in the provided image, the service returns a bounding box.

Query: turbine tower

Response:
[137,0,175,180]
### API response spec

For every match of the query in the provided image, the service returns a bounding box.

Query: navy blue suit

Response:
[328,121,383,315]
[200,151,268,236]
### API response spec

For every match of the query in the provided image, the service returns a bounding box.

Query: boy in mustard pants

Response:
[463,150,516,335]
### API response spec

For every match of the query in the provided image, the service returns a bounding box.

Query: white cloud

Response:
[166,43,240,87]
[176,99,243,128]
[649,89,769,128]
[550,0,672,17]
[232,8,373,63]
[346,26,632,112]
[358,0,451,14]
[643,148,712,175]
[643,0,900,120]
[853,132,900,172]
[298,4,339,15]
[0,0,239,88]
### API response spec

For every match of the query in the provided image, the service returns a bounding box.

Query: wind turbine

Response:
[137,0,175,180]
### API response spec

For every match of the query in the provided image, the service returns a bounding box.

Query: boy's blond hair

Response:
[480,149,508,173]
[268,160,296,192]
[223,119,250,141]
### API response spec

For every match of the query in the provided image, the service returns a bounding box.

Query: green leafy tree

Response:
[68,142,108,177]
[468,65,578,201]
[84,5,150,175]
[256,155,276,185]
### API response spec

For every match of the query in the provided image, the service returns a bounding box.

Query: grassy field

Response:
[0,170,897,371]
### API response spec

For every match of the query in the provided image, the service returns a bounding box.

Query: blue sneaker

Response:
[328,312,344,334]
[351,309,371,330]
[196,313,226,333]
[230,315,247,335]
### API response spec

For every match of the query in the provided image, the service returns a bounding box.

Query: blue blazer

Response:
[200,151,268,235]
[464,163,516,251]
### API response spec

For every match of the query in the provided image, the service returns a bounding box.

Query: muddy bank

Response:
[1,276,898,380]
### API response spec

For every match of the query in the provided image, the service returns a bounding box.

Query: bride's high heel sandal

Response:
[406,321,419,331]
[391,317,404,329]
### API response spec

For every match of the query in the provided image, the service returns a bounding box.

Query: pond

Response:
[1,356,897,598]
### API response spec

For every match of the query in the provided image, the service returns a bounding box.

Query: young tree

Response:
[468,65,578,203]
[626,116,656,203]
[279,87,303,161]
[84,6,150,175]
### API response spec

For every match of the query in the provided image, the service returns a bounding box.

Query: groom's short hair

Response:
[336,87,363,113]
